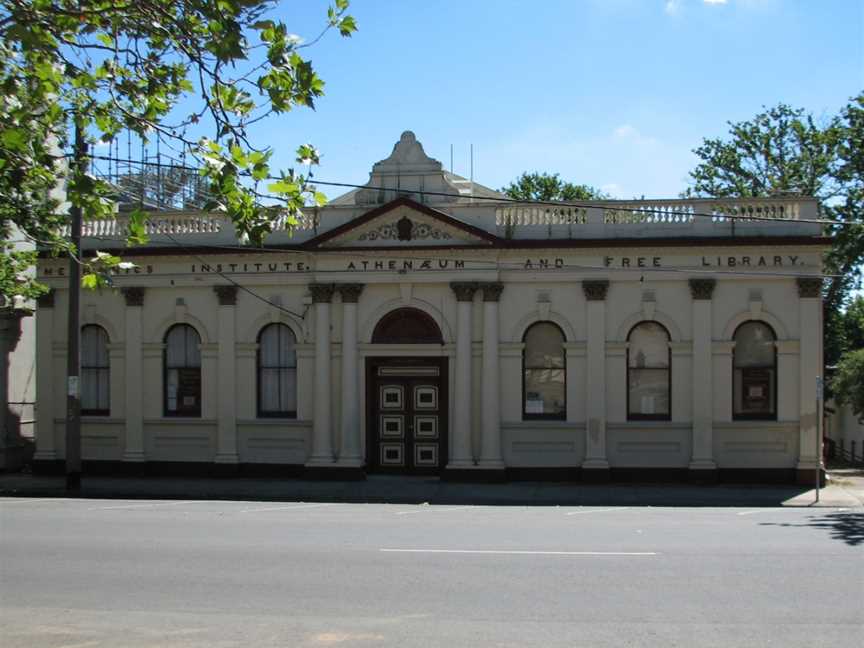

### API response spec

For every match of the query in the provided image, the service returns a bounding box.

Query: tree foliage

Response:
[501,172,607,202]
[832,348,864,423]
[685,97,864,364]
[0,0,357,304]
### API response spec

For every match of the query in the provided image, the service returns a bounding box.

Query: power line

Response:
[82,153,856,227]
[152,225,307,321]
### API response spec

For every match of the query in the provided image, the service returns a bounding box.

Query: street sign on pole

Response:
[815,376,823,503]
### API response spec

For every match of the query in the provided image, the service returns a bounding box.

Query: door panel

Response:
[367,358,448,475]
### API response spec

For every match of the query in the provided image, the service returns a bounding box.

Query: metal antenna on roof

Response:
[470,144,474,203]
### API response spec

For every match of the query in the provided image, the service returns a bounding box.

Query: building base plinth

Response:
[687,468,719,485]
[581,467,611,483]
[303,465,366,481]
[32,458,65,475]
[442,466,507,483]
[795,467,826,487]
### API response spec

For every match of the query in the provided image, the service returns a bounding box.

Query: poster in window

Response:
[742,368,770,411]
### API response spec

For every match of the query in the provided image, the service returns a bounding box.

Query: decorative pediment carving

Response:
[356,218,453,243]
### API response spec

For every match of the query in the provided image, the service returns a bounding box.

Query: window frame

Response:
[80,324,110,417]
[256,323,298,419]
[163,323,202,418]
[732,320,777,421]
[521,321,567,421]
[626,321,672,422]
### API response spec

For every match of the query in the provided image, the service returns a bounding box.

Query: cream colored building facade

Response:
[33,132,828,483]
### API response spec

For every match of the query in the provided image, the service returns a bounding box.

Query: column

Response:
[336,283,364,468]
[214,285,239,466]
[33,290,57,466]
[306,283,335,466]
[121,287,146,462]
[582,280,609,478]
[796,277,823,484]
[447,282,477,471]
[689,278,717,478]
[479,282,504,470]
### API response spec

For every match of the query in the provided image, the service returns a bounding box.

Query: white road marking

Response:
[565,507,630,516]
[736,509,790,516]
[0,498,63,505]
[91,500,209,511]
[395,506,474,515]
[238,503,335,513]
[380,548,657,556]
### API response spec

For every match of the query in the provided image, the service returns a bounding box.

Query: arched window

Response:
[627,322,671,420]
[258,324,297,417]
[81,325,110,416]
[164,324,201,417]
[523,322,566,420]
[733,321,776,420]
[372,307,443,344]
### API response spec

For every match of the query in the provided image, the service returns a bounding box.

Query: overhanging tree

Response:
[0,0,357,303]
[500,172,607,202]
[684,97,864,365]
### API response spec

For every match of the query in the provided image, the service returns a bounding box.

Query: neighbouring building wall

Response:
[828,401,864,459]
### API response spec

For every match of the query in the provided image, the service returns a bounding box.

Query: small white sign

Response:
[67,376,79,398]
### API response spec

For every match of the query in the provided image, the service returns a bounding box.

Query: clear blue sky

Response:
[244,0,862,200]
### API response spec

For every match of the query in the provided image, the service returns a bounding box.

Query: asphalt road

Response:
[1,498,862,648]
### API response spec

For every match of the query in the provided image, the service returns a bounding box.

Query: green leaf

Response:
[268,180,298,194]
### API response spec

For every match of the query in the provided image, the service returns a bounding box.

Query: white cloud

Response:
[703,0,727,5]
[664,0,681,15]
[614,124,639,138]
[601,183,625,198]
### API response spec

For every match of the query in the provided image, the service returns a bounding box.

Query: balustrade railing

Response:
[73,197,815,243]
[496,198,807,228]
[75,208,319,239]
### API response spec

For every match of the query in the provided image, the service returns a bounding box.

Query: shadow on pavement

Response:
[760,512,864,546]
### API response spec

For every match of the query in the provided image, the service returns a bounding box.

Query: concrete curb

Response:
[2,474,862,508]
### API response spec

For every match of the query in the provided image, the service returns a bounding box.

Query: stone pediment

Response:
[305,197,498,249]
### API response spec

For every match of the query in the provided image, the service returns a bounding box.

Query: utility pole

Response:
[66,120,86,492]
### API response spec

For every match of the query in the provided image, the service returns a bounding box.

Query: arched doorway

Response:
[367,308,448,476]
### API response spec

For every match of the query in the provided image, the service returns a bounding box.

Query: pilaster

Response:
[33,290,57,463]
[796,277,823,484]
[214,285,239,467]
[307,283,335,467]
[479,282,504,471]
[445,281,478,474]
[121,287,145,462]
[689,278,717,477]
[582,280,609,477]
[335,283,364,475]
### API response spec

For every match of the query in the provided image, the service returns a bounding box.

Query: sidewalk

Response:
[1,470,862,507]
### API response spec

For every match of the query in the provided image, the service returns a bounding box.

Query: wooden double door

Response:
[366,357,448,475]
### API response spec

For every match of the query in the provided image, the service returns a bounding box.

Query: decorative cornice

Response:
[450,281,479,302]
[121,287,145,307]
[213,285,238,306]
[37,289,55,308]
[308,283,335,303]
[689,278,716,300]
[582,280,609,301]
[337,283,365,303]
[796,277,822,299]
[479,282,504,302]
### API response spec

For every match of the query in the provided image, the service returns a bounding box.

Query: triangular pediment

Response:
[305,197,498,249]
